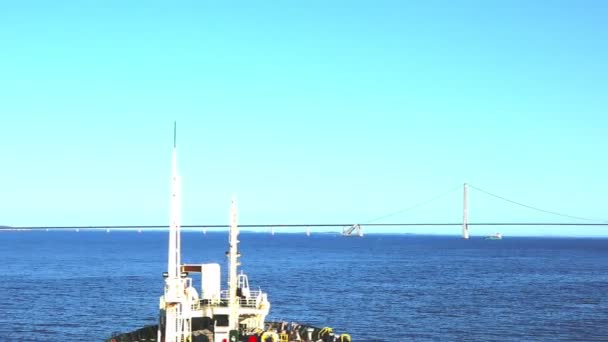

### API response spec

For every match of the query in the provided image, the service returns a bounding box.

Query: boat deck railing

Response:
[198,290,264,309]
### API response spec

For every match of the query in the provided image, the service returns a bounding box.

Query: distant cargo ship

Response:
[485,233,503,240]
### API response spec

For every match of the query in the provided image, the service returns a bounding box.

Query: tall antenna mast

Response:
[168,121,181,277]
[228,197,240,331]
[163,122,189,342]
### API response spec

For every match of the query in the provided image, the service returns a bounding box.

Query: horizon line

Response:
[3,222,608,230]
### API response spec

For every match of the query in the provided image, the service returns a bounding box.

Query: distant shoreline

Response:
[1,227,607,238]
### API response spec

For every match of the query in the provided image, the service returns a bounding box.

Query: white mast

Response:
[168,122,181,278]
[163,122,189,342]
[228,197,240,331]
[462,183,469,239]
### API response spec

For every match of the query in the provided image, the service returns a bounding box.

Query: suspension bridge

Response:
[2,183,607,237]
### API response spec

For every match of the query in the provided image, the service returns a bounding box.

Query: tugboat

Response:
[106,127,351,342]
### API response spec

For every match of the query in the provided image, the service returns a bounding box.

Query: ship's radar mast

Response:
[161,122,191,342]
[168,122,181,279]
[228,197,241,331]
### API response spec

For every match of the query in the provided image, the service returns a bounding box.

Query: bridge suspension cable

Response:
[363,184,462,223]
[468,184,605,223]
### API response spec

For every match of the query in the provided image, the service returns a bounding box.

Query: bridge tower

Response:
[462,183,469,239]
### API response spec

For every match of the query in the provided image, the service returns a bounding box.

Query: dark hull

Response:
[107,321,350,342]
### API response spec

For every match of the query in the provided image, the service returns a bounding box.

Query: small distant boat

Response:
[485,233,502,240]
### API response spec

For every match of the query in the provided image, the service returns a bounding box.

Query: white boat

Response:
[106,126,350,342]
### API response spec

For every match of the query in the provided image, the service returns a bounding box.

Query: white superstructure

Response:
[107,125,351,342]
[157,125,270,342]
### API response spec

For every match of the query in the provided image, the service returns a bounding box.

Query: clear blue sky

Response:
[1,1,607,236]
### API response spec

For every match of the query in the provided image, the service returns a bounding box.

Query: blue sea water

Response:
[1,231,607,341]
